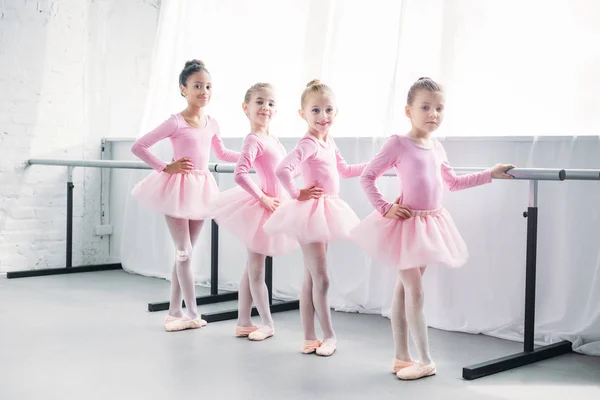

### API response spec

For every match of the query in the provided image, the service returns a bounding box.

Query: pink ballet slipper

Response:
[396,362,436,380]
[248,326,274,341]
[165,315,207,332]
[316,338,337,357]
[302,339,322,354]
[235,325,259,337]
[164,315,181,329]
[392,359,415,374]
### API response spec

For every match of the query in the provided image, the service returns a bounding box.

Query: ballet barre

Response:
[462,167,600,380]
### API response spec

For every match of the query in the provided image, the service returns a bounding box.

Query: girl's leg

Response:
[391,276,413,372]
[163,216,204,331]
[300,260,317,340]
[188,219,205,246]
[299,253,321,353]
[300,242,336,356]
[246,250,275,341]
[167,262,183,319]
[391,267,426,372]
[395,266,436,380]
[236,265,255,332]
[167,219,204,319]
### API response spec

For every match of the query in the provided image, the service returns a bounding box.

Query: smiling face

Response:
[180,70,212,108]
[405,89,445,136]
[299,91,338,135]
[243,86,277,129]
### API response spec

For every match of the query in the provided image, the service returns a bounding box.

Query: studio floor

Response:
[1,270,598,400]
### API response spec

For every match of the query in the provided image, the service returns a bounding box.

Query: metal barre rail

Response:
[26,159,600,181]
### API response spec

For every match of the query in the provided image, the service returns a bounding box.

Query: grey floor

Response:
[1,270,598,400]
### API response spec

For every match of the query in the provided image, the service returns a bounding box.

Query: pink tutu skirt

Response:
[351,208,468,270]
[263,195,360,244]
[131,169,218,220]
[211,187,299,256]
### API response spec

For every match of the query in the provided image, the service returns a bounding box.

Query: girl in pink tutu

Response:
[211,83,302,341]
[353,77,515,380]
[263,79,367,356]
[131,59,239,332]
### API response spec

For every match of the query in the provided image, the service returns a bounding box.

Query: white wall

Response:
[0,0,159,272]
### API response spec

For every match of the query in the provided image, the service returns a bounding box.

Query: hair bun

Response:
[306,79,321,87]
[418,77,430,81]
[185,59,205,69]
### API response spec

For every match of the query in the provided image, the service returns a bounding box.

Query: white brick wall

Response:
[0,0,159,272]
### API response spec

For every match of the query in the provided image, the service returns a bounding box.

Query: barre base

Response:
[6,263,122,279]
[463,340,572,380]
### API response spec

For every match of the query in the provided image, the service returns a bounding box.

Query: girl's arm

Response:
[211,119,241,162]
[360,136,402,215]
[131,116,177,172]
[334,141,368,178]
[437,142,492,191]
[275,138,318,199]
[233,135,264,200]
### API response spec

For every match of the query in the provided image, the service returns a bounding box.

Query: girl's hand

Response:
[384,196,412,219]
[259,195,281,212]
[491,164,516,179]
[385,204,412,219]
[297,183,324,201]
[163,158,194,174]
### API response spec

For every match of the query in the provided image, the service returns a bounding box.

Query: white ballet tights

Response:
[165,216,204,319]
[237,250,274,329]
[300,242,335,341]
[392,266,432,364]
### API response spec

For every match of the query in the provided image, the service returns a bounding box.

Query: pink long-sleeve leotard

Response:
[360,135,491,215]
[233,133,287,200]
[211,132,298,256]
[352,134,491,269]
[131,113,239,171]
[275,135,366,198]
[262,134,367,244]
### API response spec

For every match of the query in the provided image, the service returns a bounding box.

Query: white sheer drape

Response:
[109,0,600,140]
[118,0,600,356]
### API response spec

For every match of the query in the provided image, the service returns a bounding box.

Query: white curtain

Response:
[107,0,600,140]
[118,0,600,356]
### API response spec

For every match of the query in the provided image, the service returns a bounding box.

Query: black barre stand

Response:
[462,178,572,380]
[7,166,122,279]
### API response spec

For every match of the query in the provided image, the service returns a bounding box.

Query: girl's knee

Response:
[395,279,406,294]
[302,274,313,290]
[407,286,425,306]
[314,275,330,294]
[176,249,189,262]
[398,269,425,304]
[248,267,265,285]
[313,255,327,268]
